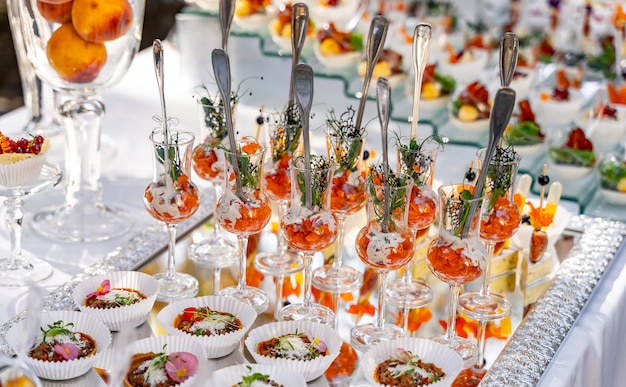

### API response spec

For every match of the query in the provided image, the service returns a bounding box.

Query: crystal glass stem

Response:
[213,266,221,296]
[332,216,347,270]
[237,235,249,294]
[274,274,285,321]
[165,223,178,281]
[5,197,24,267]
[476,319,488,368]
[303,253,313,310]
[445,285,461,343]
[276,200,289,252]
[375,270,389,331]
[480,241,496,297]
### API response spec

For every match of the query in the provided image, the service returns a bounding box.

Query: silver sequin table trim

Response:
[481,215,626,386]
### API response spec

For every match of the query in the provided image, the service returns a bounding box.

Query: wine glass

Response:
[350,169,416,352]
[188,96,238,293]
[279,155,338,324]
[312,112,366,309]
[217,138,272,314]
[386,136,438,329]
[144,128,200,302]
[7,0,145,242]
[0,163,62,287]
[427,182,487,368]
[454,147,521,384]
[255,112,304,320]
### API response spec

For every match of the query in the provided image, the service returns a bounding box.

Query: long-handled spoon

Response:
[220,0,235,51]
[153,40,173,190]
[345,0,370,32]
[212,48,244,200]
[294,63,314,208]
[377,77,391,233]
[288,3,309,114]
[410,23,432,138]
[355,16,389,132]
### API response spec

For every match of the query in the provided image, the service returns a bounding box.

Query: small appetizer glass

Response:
[144,128,200,302]
[386,137,438,328]
[279,155,338,324]
[426,183,486,368]
[350,169,416,352]
[255,112,304,320]
[188,99,238,294]
[313,111,366,297]
[217,138,272,314]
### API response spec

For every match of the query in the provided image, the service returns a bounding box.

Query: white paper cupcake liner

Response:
[124,336,208,387]
[361,337,464,387]
[211,363,307,387]
[72,271,160,331]
[0,154,46,187]
[5,310,111,381]
[244,320,342,382]
[157,295,257,359]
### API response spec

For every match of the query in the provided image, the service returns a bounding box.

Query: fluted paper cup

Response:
[72,271,159,331]
[244,320,341,382]
[6,310,111,380]
[211,363,307,386]
[361,337,463,387]
[0,154,46,187]
[157,295,257,358]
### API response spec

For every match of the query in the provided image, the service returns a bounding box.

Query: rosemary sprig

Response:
[268,116,302,162]
[368,165,412,231]
[326,107,366,174]
[446,188,474,237]
[295,155,333,209]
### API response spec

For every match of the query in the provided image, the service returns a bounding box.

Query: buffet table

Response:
[1,12,626,386]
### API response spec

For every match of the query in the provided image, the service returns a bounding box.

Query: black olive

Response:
[465,169,476,182]
[363,150,370,160]
[256,116,264,125]
[522,214,531,225]
[537,174,550,186]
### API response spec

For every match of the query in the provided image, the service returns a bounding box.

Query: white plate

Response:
[313,41,362,69]
[533,88,584,127]
[437,49,489,86]
[447,107,490,132]
[600,188,626,205]
[361,337,463,387]
[211,363,307,386]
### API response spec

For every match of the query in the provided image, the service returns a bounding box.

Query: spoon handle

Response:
[212,48,243,199]
[355,15,389,132]
[499,32,519,88]
[345,0,370,32]
[219,0,235,51]
[410,23,432,138]
[294,63,314,208]
[152,40,167,129]
[376,77,391,233]
[288,3,309,107]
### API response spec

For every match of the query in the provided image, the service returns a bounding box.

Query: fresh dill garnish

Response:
[445,187,474,237]
[326,107,366,174]
[483,146,518,212]
[367,165,412,231]
[155,131,186,183]
[266,114,302,162]
[396,135,443,186]
[221,140,263,191]
[294,155,334,210]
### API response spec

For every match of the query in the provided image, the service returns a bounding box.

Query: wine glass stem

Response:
[274,274,284,321]
[5,196,23,263]
[480,241,496,298]
[302,254,313,310]
[402,260,413,285]
[332,293,339,330]
[276,200,288,252]
[60,97,105,206]
[165,223,178,282]
[211,182,223,238]
[475,319,488,369]
[212,266,221,296]
[332,216,346,270]
[445,285,461,342]
[237,235,249,293]
[376,270,389,331]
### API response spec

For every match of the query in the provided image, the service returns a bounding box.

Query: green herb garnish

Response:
[505,121,544,146]
[548,147,596,167]
[41,320,75,343]
[599,159,626,190]
[295,155,333,209]
[483,146,518,212]
[396,135,443,186]
[446,188,474,237]
[267,115,302,163]
[238,366,271,387]
[368,165,412,231]
[155,132,186,183]
[326,107,365,174]
[433,72,456,95]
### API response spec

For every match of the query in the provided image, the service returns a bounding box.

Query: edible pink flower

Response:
[86,279,110,299]
[165,352,198,382]
[307,332,327,353]
[54,343,79,361]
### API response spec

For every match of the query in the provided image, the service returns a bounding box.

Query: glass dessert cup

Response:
[0,163,62,287]
[188,100,237,292]
[144,129,200,302]
[427,183,487,368]
[255,113,304,320]
[350,171,416,352]
[386,137,439,318]
[8,0,146,242]
[313,123,366,297]
[217,139,272,314]
[279,155,338,325]
[459,148,522,321]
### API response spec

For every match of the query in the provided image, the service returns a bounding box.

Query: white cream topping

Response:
[188,313,235,335]
[148,184,181,218]
[365,229,404,265]
[282,207,337,232]
[141,359,168,386]
[216,189,243,224]
[347,170,363,186]
[97,289,140,304]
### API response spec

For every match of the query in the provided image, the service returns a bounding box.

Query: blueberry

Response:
[362,150,370,160]
[465,169,476,182]
[256,116,264,125]
[537,174,550,186]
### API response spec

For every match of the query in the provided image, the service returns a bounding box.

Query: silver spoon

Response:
[355,15,389,132]
[345,0,370,32]
[410,23,432,138]
[212,48,244,200]
[152,39,173,188]
[294,63,314,209]
[288,3,309,111]
[377,77,391,233]
[499,32,519,88]
[219,0,235,51]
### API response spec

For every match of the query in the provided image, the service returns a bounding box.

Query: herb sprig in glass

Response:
[483,146,518,212]
[396,134,443,186]
[295,155,334,210]
[368,165,412,231]
[326,107,366,174]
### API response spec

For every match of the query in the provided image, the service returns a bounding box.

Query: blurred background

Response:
[0,0,185,115]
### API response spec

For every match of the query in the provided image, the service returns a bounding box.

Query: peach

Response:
[37,0,73,24]
[46,23,107,83]
[71,0,133,43]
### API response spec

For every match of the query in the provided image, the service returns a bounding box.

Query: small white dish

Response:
[244,320,342,382]
[576,109,626,154]
[509,141,545,156]
[509,67,535,101]
[361,337,463,387]
[269,20,314,53]
[313,41,362,69]
[533,88,584,127]
[72,271,159,331]
[233,12,274,32]
[447,102,490,132]
[548,161,595,179]
[437,48,489,86]
[211,363,307,387]
[600,188,626,205]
